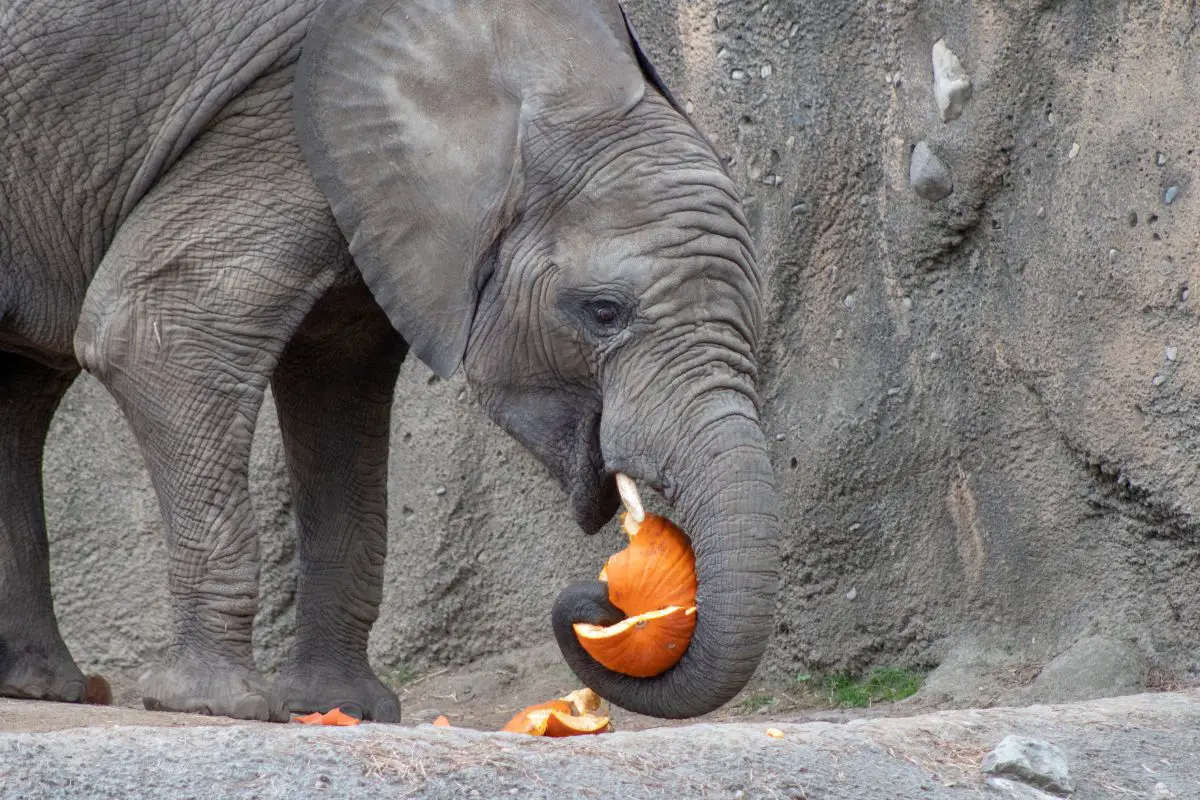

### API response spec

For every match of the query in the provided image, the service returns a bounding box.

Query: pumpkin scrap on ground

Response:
[574,486,698,678]
[84,674,112,706]
[501,688,612,737]
[432,715,451,727]
[292,707,361,726]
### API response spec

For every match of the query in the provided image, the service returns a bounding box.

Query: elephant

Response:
[0,0,779,722]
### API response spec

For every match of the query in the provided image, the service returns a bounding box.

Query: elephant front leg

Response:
[269,283,407,723]
[0,354,96,704]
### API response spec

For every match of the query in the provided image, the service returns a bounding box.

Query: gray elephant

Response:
[0,0,779,722]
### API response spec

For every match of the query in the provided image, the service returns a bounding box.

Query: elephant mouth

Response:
[569,469,619,534]
[567,410,620,534]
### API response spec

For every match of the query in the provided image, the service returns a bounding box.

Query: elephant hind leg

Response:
[270,281,407,723]
[0,353,91,703]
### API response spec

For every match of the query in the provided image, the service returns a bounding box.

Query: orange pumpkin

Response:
[573,513,698,678]
[574,606,696,678]
[602,513,697,615]
[293,707,361,726]
[501,689,611,736]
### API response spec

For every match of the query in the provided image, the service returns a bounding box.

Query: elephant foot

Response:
[0,631,91,703]
[141,654,288,722]
[274,667,400,723]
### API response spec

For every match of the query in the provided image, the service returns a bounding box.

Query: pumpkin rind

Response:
[603,514,697,616]
[501,693,611,736]
[500,699,572,734]
[574,605,697,678]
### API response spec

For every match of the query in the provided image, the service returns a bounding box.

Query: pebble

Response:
[1068,142,1080,159]
[1165,346,1177,362]
[931,39,972,122]
[435,486,447,496]
[844,587,858,601]
[909,141,953,201]
[1036,206,1046,218]
[1153,374,1166,386]
[1164,186,1179,205]
[1157,151,1167,167]
[775,433,786,441]
[981,736,1074,796]
[760,63,773,79]
[730,69,747,81]
[684,100,694,114]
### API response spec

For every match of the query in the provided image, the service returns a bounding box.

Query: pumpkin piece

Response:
[500,691,612,736]
[602,513,697,617]
[500,699,573,734]
[574,605,697,678]
[293,707,361,726]
[84,674,112,706]
[539,709,612,737]
[562,687,602,716]
[505,707,611,737]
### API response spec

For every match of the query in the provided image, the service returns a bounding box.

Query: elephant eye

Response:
[561,290,633,338]
[592,303,620,326]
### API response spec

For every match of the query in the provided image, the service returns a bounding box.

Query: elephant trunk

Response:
[552,394,780,718]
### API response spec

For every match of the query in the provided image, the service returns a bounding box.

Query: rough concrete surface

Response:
[38,0,1200,715]
[3,690,1198,799]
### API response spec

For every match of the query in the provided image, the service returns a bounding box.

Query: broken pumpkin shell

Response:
[501,691,611,737]
[603,513,697,617]
[293,707,361,726]
[571,511,698,678]
[574,605,697,678]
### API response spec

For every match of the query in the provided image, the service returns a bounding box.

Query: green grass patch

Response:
[737,692,776,713]
[799,667,924,708]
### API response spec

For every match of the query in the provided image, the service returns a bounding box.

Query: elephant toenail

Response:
[59,680,86,703]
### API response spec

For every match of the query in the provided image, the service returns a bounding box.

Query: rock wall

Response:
[43,0,1200,705]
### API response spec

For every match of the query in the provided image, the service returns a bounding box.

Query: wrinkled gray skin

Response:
[0,0,779,722]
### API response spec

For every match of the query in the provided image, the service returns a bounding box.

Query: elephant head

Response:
[295,0,779,718]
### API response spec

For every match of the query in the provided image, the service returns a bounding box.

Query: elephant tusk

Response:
[615,473,645,526]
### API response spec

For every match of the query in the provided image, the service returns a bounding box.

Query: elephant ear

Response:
[295,0,648,377]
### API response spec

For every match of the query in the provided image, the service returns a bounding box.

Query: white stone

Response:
[982,736,1074,796]
[910,140,953,201]
[932,39,972,122]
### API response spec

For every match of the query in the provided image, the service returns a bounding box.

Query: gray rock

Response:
[932,39,973,121]
[1164,185,1179,204]
[985,777,1060,799]
[910,141,953,200]
[982,736,1073,796]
